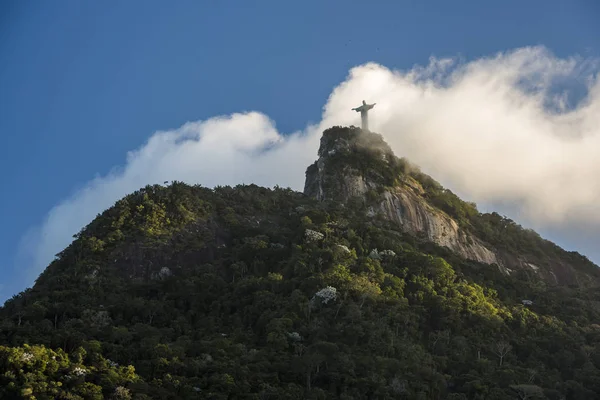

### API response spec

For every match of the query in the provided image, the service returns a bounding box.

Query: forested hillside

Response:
[2,128,600,399]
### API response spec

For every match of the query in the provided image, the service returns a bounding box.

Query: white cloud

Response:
[323,47,600,225]
[13,46,600,297]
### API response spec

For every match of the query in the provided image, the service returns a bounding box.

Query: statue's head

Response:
[362,100,366,105]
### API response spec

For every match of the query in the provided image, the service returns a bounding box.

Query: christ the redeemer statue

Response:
[352,100,376,130]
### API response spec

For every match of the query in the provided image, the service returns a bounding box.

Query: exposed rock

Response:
[377,186,499,265]
[304,126,499,267]
[303,126,600,286]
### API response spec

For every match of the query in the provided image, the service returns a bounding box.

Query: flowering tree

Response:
[305,229,325,243]
[311,286,337,306]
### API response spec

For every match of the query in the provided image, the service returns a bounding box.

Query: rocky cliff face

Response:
[304,126,499,265]
[304,126,600,286]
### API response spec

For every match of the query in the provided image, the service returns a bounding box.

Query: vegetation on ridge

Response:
[1,127,600,398]
[1,180,600,398]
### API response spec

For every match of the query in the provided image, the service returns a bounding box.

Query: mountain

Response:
[2,126,600,399]
[305,126,600,287]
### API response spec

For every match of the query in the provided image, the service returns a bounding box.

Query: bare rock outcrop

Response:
[303,126,600,286]
[303,126,499,265]
[305,156,498,265]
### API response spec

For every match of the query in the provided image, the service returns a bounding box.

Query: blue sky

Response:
[1,0,600,302]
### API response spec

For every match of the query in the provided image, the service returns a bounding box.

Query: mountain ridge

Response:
[1,126,600,398]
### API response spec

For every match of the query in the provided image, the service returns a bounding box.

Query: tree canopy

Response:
[1,167,600,398]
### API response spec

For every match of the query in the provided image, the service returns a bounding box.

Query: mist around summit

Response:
[9,45,600,300]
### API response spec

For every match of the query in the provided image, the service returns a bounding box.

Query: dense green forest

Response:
[2,128,600,399]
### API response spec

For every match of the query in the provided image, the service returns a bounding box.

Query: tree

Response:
[2,173,600,398]
[510,384,544,399]
[351,275,381,309]
[492,340,512,367]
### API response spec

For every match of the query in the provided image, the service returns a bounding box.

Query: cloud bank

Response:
[13,46,600,298]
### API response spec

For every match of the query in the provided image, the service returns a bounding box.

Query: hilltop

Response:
[305,126,600,287]
[1,127,600,399]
